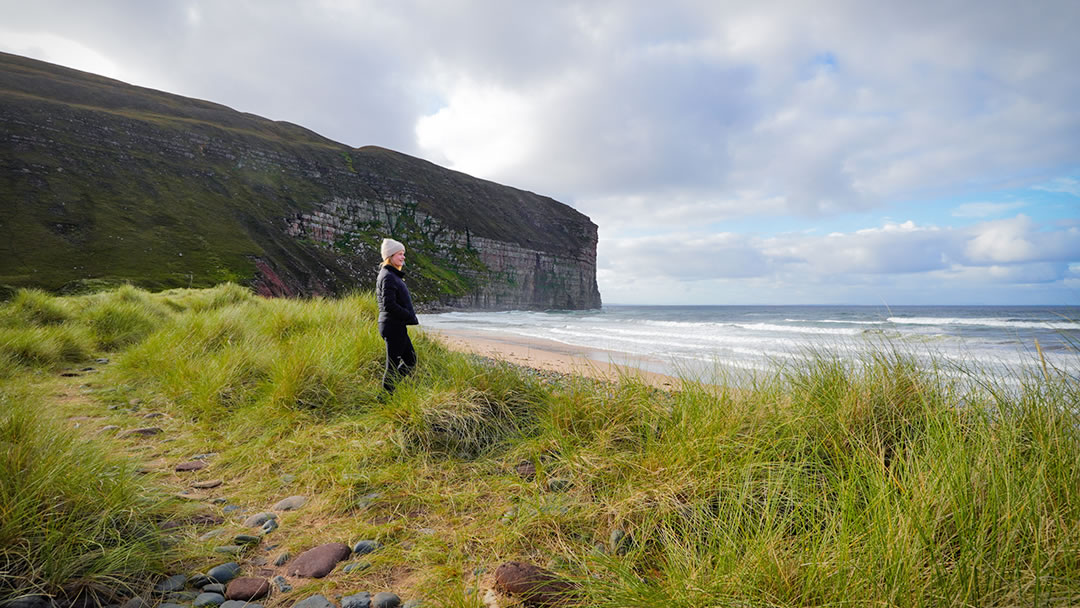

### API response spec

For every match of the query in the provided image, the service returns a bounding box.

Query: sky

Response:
[3,0,1079,305]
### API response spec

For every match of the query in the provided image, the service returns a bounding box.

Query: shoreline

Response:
[421,327,681,389]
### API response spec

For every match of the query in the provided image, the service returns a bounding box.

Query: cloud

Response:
[597,215,1080,301]
[1034,177,1080,197]
[951,201,1028,218]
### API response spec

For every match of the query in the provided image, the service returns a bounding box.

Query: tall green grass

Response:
[2,285,1077,606]
[0,382,177,607]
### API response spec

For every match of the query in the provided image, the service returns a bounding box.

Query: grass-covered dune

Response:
[2,284,1078,607]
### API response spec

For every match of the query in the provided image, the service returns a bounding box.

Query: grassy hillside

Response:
[2,285,1078,607]
[0,52,599,308]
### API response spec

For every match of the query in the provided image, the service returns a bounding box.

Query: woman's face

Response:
[390,250,406,267]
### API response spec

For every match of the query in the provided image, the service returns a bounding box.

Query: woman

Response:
[376,238,419,392]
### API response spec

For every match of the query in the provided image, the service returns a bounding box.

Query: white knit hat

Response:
[380,238,405,259]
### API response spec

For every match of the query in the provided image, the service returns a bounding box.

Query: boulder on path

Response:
[493,561,576,607]
[288,543,351,578]
[225,577,270,601]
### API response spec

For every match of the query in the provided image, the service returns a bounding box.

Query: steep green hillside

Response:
[0,52,601,308]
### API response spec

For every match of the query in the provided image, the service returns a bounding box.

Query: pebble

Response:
[193,593,225,607]
[224,577,270,601]
[270,575,292,594]
[342,561,370,573]
[221,602,263,608]
[119,427,162,438]
[354,492,380,509]
[176,461,208,472]
[189,574,212,588]
[280,474,297,484]
[272,495,307,511]
[143,412,165,419]
[212,498,228,505]
[153,574,187,594]
[121,597,147,608]
[207,562,241,584]
[341,593,370,608]
[192,479,223,489]
[371,592,400,608]
[293,595,333,608]
[202,584,226,595]
[192,453,217,460]
[165,592,199,602]
[546,478,572,492]
[214,546,243,555]
[223,505,241,514]
[243,512,276,527]
[96,357,110,364]
[234,534,260,545]
[402,601,422,608]
[260,519,278,534]
[8,596,50,608]
[160,604,187,608]
[351,540,380,555]
[288,543,352,578]
[610,528,631,555]
[272,553,290,567]
[98,425,120,433]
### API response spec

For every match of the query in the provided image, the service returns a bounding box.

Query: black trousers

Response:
[379,322,416,392]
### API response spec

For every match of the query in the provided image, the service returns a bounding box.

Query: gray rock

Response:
[159,604,188,608]
[351,540,380,555]
[199,529,226,541]
[354,492,380,509]
[243,512,276,528]
[193,479,223,489]
[371,593,400,608]
[211,497,228,504]
[270,576,292,594]
[260,519,278,534]
[189,574,212,588]
[119,427,162,438]
[272,552,291,567]
[342,561,370,573]
[610,528,631,555]
[121,596,148,608]
[192,453,217,460]
[341,593,370,608]
[546,478,572,492]
[214,545,244,555]
[153,574,188,594]
[167,591,200,602]
[8,598,51,608]
[193,593,225,607]
[202,585,227,595]
[207,562,241,584]
[223,505,241,514]
[234,534,260,545]
[293,595,334,608]
[221,602,263,608]
[272,495,307,511]
[288,543,352,578]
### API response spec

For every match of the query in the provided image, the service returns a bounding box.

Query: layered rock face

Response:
[0,52,601,309]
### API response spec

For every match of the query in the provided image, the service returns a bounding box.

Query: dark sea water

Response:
[420,305,1080,383]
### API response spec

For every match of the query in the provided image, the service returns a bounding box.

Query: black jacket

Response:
[376,265,419,326]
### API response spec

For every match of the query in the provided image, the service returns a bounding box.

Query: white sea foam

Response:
[888,317,1078,330]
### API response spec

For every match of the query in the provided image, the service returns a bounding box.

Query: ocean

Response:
[419,305,1080,383]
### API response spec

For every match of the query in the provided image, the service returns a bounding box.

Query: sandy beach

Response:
[422,327,681,389]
